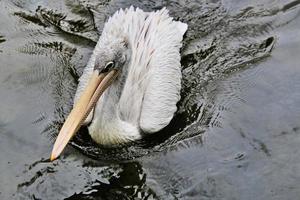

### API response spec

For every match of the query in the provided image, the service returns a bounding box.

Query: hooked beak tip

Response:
[50,153,57,161]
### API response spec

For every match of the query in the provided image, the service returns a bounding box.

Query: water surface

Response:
[1,0,300,199]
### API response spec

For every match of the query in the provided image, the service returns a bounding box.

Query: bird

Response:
[50,6,187,161]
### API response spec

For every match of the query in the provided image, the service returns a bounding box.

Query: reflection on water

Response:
[1,0,300,199]
[18,158,155,199]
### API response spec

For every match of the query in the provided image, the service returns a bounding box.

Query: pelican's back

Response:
[116,7,187,133]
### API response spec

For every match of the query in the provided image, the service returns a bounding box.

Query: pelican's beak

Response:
[50,69,118,161]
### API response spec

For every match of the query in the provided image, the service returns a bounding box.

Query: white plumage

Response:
[73,7,187,146]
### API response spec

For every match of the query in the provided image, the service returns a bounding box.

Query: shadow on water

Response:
[17,159,157,199]
[1,0,300,199]
[65,162,156,200]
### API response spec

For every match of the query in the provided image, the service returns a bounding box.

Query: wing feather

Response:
[117,8,187,133]
[139,14,187,133]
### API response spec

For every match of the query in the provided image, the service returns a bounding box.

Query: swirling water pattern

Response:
[0,0,300,199]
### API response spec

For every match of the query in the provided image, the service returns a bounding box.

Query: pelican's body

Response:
[50,7,187,160]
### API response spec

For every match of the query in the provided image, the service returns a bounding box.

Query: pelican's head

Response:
[50,38,131,161]
[94,39,130,75]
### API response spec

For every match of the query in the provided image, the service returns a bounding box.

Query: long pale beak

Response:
[50,70,118,161]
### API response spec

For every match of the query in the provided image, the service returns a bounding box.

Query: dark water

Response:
[1,0,300,199]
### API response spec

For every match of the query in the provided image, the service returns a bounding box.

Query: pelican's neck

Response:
[98,74,125,118]
[88,64,141,146]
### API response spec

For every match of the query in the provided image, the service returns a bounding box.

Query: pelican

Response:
[50,7,187,161]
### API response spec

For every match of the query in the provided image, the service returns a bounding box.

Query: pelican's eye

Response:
[102,61,115,73]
